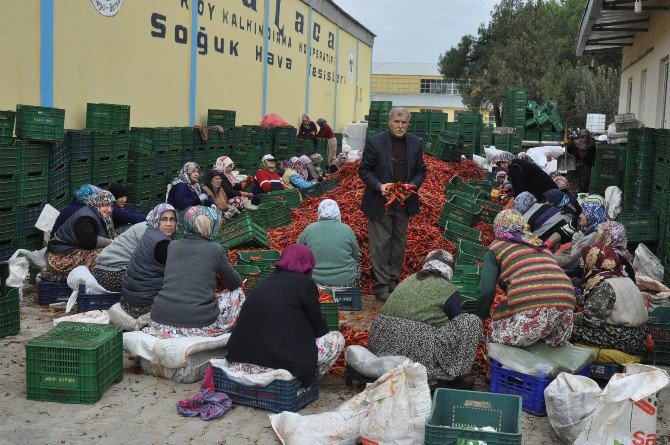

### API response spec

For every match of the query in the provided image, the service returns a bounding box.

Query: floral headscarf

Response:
[286,156,300,170]
[512,192,537,214]
[580,194,605,206]
[87,189,116,239]
[493,209,543,247]
[553,175,570,190]
[169,162,201,196]
[146,203,176,230]
[544,189,570,208]
[214,156,237,187]
[182,205,220,240]
[580,201,608,235]
[310,153,323,165]
[492,152,515,165]
[416,249,454,281]
[331,152,348,169]
[298,155,311,180]
[317,199,341,221]
[276,243,315,276]
[73,184,103,205]
[581,243,627,293]
[596,221,632,262]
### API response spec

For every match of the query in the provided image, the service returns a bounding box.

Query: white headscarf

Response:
[317,199,341,221]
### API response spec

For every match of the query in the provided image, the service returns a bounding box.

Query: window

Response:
[419,79,459,95]
[639,69,647,121]
[626,77,633,113]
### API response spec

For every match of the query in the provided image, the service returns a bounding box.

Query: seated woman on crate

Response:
[226,244,345,388]
[107,182,147,234]
[202,169,241,220]
[329,152,348,174]
[113,203,177,323]
[297,199,360,287]
[595,221,635,280]
[368,250,483,390]
[281,157,317,190]
[143,206,244,338]
[251,154,284,205]
[50,184,103,237]
[166,162,215,214]
[543,188,581,239]
[476,210,576,348]
[213,156,255,210]
[553,200,608,271]
[512,192,574,248]
[298,154,323,182]
[46,189,116,276]
[309,153,325,179]
[570,244,648,356]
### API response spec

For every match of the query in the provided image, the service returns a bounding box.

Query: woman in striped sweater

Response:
[476,210,576,347]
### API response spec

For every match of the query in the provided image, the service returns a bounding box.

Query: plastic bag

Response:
[604,186,622,219]
[65,265,112,313]
[35,203,60,235]
[487,342,596,378]
[6,250,29,291]
[54,310,110,325]
[344,345,413,378]
[107,303,151,331]
[634,244,664,282]
[544,372,602,444]
[260,114,292,128]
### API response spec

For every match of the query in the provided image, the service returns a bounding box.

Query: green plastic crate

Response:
[260,188,301,209]
[25,322,123,404]
[251,201,292,229]
[0,206,17,240]
[86,103,130,132]
[15,105,65,141]
[0,110,15,143]
[440,195,483,227]
[19,172,47,205]
[320,301,339,331]
[617,212,658,243]
[0,287,20,338]
[231,264,263,291]
[16,140,50,173]
[70,158,93,189]
[643,307,670,365]
[425,389,522,445]
[207,109,236,128]
[129,129,153,155]
[0,141,21,176]
[444,221,483,244]
[217,213,269,249]
[0,174,18,208]
[301,178,339,199]
[476,199,504,224]
[457,240,487,265]
[445,176,486,199]
[236,249,280,267]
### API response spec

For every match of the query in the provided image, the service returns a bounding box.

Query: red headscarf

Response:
[275,243,316,276]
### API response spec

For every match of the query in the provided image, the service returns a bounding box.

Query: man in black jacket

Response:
[359,107,427,302]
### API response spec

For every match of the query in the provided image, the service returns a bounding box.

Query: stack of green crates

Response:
[231,264,263,290]
[25,322,123,404]
[260,188,301,209]
[0,262,19,338]
[653,129,670,226]
[86,103,130,132]
[217,212,269,249]
[272,127,297,154]
[48,137,70,210]
[589,144,625,196]
[66,130,93,194]
[438,195,483,227]
[15,105,65,142]
[457,240,487,266]
[451,264,481,313]
[366,101,392,136]
[617,212,658,245]
[207,109,236,128]
[633,128,656,211]
[231,144,261,174]
[524,100,564,143]
[622,130,639,211]
[127,129,155,202]
[410,111,447,134]
[18,139,49,207]
[236,249,280,279]
[0,110,15,144]
[90,131,129,188]
[424,131,465,161]
[443,221,482,244]
[251,201,292,229]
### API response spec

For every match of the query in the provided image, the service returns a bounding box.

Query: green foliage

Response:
[439,0,620,128]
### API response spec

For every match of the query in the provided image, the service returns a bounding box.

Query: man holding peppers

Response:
[359,107,427,302]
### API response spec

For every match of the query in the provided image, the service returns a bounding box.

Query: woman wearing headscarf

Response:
[281,157,316,190]
[512,191,568,243]
[46,189,116,275]
[226,244,345,388]
[143,206,243,338]
[554,200,609,270]
[252,154,284,204]
[51,184,103,236]
[595,221,635,280]
[107,181,147,233]
[299,154,322,181]
[116,203,177,322]
[309,153,325,178]
[202,169,229,212]
[297,199,360,286]
[297,114,317,139]
[570,244,648,355]
[166,162,214,212]
[476,210,576,347]
[315,118,337,164]
[213,156,254,203]
[368,250,483,390]
[552,175,572,192]
[567,129,597,193]
[328,152,348,174]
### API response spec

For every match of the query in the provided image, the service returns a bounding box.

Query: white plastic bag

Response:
[35,203,59,235]
[604,186,622,219]
[54,310,110,325]
[574,364,670,445]
[634,244,664,282]
[544,372,602,443]
[65,265,112,313]
[344,345,413,379]
[107,302,151,331]
[6,250,30,290]
[359,362,432,445]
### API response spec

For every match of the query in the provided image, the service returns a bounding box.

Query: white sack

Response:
[604,186,622,219]
[634,244,664,282]
[6,250,29,291]
[544,372,602,444]
[472,154,487,168]
[65,266,112,313]
[107,302,151,331]
[54,310,110,325]
[209,358,293,386]
[35,204,59,234]
[344,345,413,379]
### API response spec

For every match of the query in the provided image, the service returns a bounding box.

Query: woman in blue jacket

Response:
[166,162,214,213]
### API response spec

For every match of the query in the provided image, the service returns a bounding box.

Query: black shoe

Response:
[434,377,474,391]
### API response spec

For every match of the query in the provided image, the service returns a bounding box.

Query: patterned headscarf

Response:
[553,175,570,190]
[214,156,237,187]
[169,162,201,196]
[317,199,341,221]
[493,209,543,247]
[146,203,176,229]
[275,243,316,276]
[581,243,627,293]
[73,184,103,205]
[580,194,606,206]
[492,152,515,166]
[496,171,508,184]
[416,249,454,281]
[310,153,323,165]
[512,192,537,214]
[298,155,311,180]
[286,156,300,170]
[544,189,570,208]
[596,221,632,262]
[331,152,348,169]
[182,205,220,240]
[87,189,116,239]
[580,201,608,235]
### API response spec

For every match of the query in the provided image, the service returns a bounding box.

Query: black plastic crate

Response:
[77,284,121,312]
[590,363,621,381]
[66,130,93,160]
[344,365,375,388]
[37,280,71,306]
[48,163,69,200]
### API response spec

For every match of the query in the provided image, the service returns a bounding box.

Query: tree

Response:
[439,0,620,128]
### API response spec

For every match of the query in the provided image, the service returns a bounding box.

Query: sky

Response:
[332,0,499,64]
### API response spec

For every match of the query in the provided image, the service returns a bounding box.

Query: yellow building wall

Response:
[0,1,41,110]
[0,0,371,132]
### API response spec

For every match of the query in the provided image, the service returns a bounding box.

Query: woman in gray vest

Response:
[118,203,177,319]
[46,190,116,275]
[142,206,243,338]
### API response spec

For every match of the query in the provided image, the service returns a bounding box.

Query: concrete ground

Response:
[1,283,668,445]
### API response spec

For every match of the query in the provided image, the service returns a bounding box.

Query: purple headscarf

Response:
[275,243,316,276]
